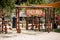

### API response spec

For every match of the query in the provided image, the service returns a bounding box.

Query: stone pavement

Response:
[0,28,60,40]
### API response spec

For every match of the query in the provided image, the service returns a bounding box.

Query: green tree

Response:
[56,8,60,15]
[27,0,46,5]
[45,0,60,15]
[0,0,15,9]
[0,0,15,17]
[45,0,60,3]
[0,0,15,33]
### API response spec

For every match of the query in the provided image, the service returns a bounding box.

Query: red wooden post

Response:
[31,16,34,30]
[35,17,38,29]
[52,8,55,31]
[26,17,28,30]
[5,24,7,34]
[45,8,48,32]
[16,8,21,33]
[47,8,51,33]
[1,9,7,33]
[38,17,40,31]
[1,9,4,33]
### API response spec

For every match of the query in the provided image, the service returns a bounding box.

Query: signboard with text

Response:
[26,9,44,17]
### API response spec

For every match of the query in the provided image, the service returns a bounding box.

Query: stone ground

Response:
[0,28,60,40]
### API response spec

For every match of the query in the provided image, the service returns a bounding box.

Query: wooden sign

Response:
[26,9,44,16]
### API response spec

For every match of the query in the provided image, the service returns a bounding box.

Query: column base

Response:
[17,29,21,33]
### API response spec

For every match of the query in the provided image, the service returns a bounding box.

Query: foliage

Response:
[45,0,60,3]
[27,0,46,5]
[0,0,15,18]
[0,0,15,9]
[15,0,27,5]
[15,0,46,5]
[54,29,60,33]
[55,8,60,15]
[45,0,60,15]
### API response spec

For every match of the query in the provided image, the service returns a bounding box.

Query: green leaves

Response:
[56,8,60,15]
[0,0,15,18]
[0,0,15,9]
[0,0,6,9]
[27,0,44,4]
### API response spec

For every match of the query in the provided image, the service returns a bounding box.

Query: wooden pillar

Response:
[50,8,53,30]
[1,9,4,33]
[35,17,37,29]
[2,16,4,33]
[52,8,55,30]
[38,17,40,31]
[4,24,7,34]
[45,8,50,31]
[45,8,48,31]
[31,16,34,30]
[50,8,54,30]
[16,8,21,33]
[49,8,52,26]
[47,8,51,32]
[47,8,50,21]
[1,9,7,33]
[26,17,28,30]
[52,8,55,23]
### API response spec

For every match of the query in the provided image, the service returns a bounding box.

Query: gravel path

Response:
[0,28,60,40]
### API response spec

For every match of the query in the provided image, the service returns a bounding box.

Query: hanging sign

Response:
[26,9,44,16]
